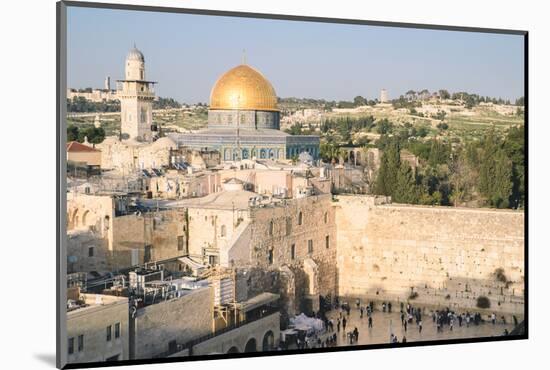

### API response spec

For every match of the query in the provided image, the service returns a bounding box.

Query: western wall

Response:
[334,195,525,317]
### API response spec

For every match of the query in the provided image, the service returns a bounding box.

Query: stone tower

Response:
[118,46,156,142]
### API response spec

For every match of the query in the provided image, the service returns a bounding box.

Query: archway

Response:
[69,208,79,230]
[260,149,267,159]
[81,210,90,228]
[242,148,249,159]
[262,331,275,351]
[226,346,239,354]
[349,150,355,165]
[244,338,257,353]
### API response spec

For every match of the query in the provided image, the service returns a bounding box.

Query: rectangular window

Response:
[268,249,273,265]
[106,325,112,342]
[88,247,94,257]
[326,235,330,249]
[208,255,218,265]
[78,335,84,352]
[144,245,152,263]
[68,338,74,355]
[286,217,292,236]
[308,239,313,254]
[115,323,120,339]
[291,244,295,260]
[177,235,184,251]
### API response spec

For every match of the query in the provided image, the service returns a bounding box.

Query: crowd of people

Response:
[287,298,516,349]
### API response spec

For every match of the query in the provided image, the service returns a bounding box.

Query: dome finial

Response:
[242,49,247,65]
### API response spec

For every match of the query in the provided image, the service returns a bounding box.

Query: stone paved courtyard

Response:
[300,307,516,348]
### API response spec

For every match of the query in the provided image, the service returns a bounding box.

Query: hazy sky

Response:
[67,6,525,103]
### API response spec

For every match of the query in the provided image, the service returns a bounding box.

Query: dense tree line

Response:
[320,116,376,142]
[67,97,120,113]
[371,127,524,209]
[153,97,181,109]
[67,124,105,145]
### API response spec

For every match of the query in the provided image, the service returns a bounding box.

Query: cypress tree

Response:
[393,162,419,203]
[374,140,401,196]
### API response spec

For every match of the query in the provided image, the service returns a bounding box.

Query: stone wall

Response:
[111,209,188,269]
[67,230,109,274]
[191,312,280,355]
[67,294,129,364]
[244,194,337,313]
[134,287,212,359]
[335,195,525,316]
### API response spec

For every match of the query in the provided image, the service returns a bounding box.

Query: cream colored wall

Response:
[67,193,115,249]
[67,230,109,274]
[134,287,212,359]
[67,294,129,364]
[187,207,248,263]
[97,139,172,171]
[110,209,188,269]
[191,312,280,355]
[335,195,525,316]
[248,194,338,298]
[67,151,102,167]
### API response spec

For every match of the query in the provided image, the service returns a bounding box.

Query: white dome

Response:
[152,136,177,149]
[126,47,144,62]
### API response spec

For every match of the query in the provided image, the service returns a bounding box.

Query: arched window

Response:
[298,212,303,226]
[269,220,274,236]
[220,225,226,237]
[324,212,328,223]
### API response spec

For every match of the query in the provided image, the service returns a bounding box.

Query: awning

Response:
[178,256,206,274]
[237,292,280,312]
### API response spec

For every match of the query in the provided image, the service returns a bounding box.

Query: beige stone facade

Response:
[67,294,129,364]
[334,195,525,316]
[97,136,177,171]
[133,287,212,359]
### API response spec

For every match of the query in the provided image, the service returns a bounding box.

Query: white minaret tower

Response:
[117,45,156,142]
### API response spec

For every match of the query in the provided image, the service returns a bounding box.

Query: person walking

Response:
[337,318,341,333]
[419,320,423,333]
[368,316,373,328]
[343,316,347,332]
[360,306,364,318]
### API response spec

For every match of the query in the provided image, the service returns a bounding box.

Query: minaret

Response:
[117,45,157,142]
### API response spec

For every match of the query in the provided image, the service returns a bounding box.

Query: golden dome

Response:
[209,64,278,111]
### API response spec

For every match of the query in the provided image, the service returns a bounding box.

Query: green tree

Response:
[67,125,79,141]
[478,130,513,208]
[393,162,419,203]
[377,118,393,135]
[503,126,525,208]
[353,95,368,107]
[439,89,451,100]
[374,140,400,196]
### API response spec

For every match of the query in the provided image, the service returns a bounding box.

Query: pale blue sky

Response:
[67,6,525,104]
